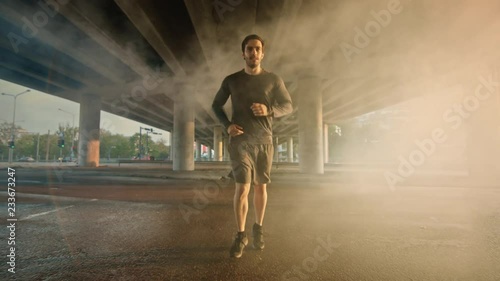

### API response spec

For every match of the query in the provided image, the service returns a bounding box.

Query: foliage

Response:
[128,132,170,159]
[0,122,22,144]
[0,123,171,161]
[100,129,134,159]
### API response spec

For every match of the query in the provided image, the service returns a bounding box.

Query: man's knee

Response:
[253,184,267,194]
[235,183,251,197]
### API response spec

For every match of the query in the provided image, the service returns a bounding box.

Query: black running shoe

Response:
[252,223,265,250]
[230,232,248,258]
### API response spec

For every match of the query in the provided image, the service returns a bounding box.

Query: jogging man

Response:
[212,34,293,258]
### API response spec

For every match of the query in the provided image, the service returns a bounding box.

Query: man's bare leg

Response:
[253,184,267,225]
[234,183,251,232]
[252,183,267,250]
[230,182,251,257]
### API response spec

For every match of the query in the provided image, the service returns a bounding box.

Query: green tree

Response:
[112,134,133,159]
[56,124,78,159]
[148,138,170,160]
[12,133,36,159]
[129,133,152,158]
[0,122,12,144]
[0,121,22,144]
[0,122,41,160]
[100,130,133,160]
[99,129,113,159]
[15,131,61,162]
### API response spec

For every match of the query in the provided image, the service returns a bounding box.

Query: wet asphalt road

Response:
[0,167,499,280]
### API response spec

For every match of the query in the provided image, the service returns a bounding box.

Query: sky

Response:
[0,79,170,143]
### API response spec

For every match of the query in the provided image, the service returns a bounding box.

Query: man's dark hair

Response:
[241,34,265,53]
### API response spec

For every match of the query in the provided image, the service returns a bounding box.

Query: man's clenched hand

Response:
[251,103,269,117]
[227,124,244,137]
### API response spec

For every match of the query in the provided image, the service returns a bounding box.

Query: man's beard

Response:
[245,57,259,68]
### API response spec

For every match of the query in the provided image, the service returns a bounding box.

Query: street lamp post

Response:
[146,130,162,157]
[139,127,153,159]
[1,89,31,163]
[138,127,161,159]
[58,108,76,161]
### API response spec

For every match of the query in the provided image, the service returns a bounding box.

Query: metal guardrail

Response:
[117,160,171,167]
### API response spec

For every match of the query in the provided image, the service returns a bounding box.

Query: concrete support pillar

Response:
[196,141,202,161]
[223,137,230,161]
[207,145,213,161]
[213,126,223,161]
[287,137,294,162]
[78,94,101,167]
[173,85,195,171]
[323,123,329,164]
[298,75,324,174]
[169,131,174,160]
[329,127,337,163]
[274,137,279,162]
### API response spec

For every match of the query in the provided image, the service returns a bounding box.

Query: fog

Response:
[1,1,499,278]
[138,0,499,184]
[268,0,499,185]
[184,0,499,185]
[3,0,498,181]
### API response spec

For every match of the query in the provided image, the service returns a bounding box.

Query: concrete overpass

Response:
[0,0,499,178]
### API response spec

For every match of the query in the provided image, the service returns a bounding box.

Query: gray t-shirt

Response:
[212,69,293,144]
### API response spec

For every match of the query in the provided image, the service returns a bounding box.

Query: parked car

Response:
[18,157,35,162]
[132,155,151,160]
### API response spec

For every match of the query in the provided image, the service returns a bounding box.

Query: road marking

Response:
[20,205,74,221]
[17,180,44,184]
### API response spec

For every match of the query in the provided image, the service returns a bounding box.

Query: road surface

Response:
[0,167,499,280]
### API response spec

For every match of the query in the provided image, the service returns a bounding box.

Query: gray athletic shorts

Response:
[229,141,274,184]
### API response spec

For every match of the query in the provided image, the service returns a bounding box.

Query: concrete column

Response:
[196,141,202,161]
[274,136,279,162]
[78,94,101,167]
[213,126,223,161]
[329,127,337,163]
[169,131,174,160]
[323,123,329,164]
[207,145,213,161]
[298,75,324,174]
[173,84,195,171]
[223,137,230,161]
[287,137,294,162]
